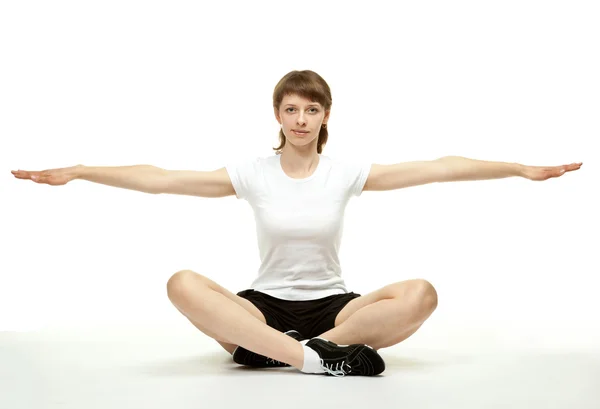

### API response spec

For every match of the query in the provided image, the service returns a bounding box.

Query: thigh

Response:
[191,271,267,324]
[169,270,268,355]
[335,279,435,327]
[333,281,416,327]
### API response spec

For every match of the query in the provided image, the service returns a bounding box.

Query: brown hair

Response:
[272,70,332,155]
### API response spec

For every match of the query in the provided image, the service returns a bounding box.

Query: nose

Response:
[296,112,307,125]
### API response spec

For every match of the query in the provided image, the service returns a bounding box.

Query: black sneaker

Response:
[304,337,385,377]
[232,330,305,367]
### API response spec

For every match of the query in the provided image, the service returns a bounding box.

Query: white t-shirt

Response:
[225,154,371,301]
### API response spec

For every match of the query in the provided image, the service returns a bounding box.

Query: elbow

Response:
[434,157,457,183]
[437,155,464,162]
[148,166,169,194]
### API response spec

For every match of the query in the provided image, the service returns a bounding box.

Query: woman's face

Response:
[275,94,329,147]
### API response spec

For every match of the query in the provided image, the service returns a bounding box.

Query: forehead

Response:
[281,94,321,106]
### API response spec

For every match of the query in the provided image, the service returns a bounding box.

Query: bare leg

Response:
[166,270,304,369]
[318,299,431,349]
[317,279,438,349]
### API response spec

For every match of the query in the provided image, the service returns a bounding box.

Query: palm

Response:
[524,162,582,181]
[11,166,78,186]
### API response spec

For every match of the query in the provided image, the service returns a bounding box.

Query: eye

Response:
[286,108,319,113]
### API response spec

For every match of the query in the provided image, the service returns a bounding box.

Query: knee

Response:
[166,269,198,302]
[413,279,438,314]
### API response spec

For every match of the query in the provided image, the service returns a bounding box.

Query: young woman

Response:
[11,70,582,377]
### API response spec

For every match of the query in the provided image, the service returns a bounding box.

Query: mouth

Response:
[292,130,309,136]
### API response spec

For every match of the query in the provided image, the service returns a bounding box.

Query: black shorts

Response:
[236,289,362,339]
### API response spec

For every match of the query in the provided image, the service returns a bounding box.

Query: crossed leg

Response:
[167,271,437,369]
[167,270,269,355]
[317,279,438,350]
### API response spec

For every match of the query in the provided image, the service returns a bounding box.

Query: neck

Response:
[280,145,320,174]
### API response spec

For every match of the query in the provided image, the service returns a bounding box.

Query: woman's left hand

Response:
[522,162,582,181]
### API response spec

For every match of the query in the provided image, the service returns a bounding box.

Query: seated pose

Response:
[12,70,581,377]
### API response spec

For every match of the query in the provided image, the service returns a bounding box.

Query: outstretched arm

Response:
[363,156,582,192]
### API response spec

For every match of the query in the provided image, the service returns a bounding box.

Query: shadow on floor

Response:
[121,349,460,377]
[121,352,299,377]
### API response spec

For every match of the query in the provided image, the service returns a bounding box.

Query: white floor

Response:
[2,324,599,409]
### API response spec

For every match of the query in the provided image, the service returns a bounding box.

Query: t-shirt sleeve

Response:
[346,160,372,197]
[225,157,261,200]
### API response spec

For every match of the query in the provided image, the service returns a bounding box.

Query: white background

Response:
[1,0,598,351]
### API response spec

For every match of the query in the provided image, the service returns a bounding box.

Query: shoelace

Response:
[320,359,350,377]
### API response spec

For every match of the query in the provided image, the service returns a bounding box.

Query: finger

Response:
[12,171,31,179]
[564,163,581,172]
[15,170,38,178]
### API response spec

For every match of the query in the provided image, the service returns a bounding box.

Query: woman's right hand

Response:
[11,165,82,186]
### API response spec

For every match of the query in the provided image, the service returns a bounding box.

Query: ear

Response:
[323,109,331,124]
[273,107,281,124]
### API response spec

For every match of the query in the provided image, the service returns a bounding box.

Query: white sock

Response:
[300,344,325,374]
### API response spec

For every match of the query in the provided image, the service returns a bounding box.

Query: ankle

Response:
[288,342,305,369]
[300,344,325,374]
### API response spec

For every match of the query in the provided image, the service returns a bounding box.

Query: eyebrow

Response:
[285,103,321,107]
